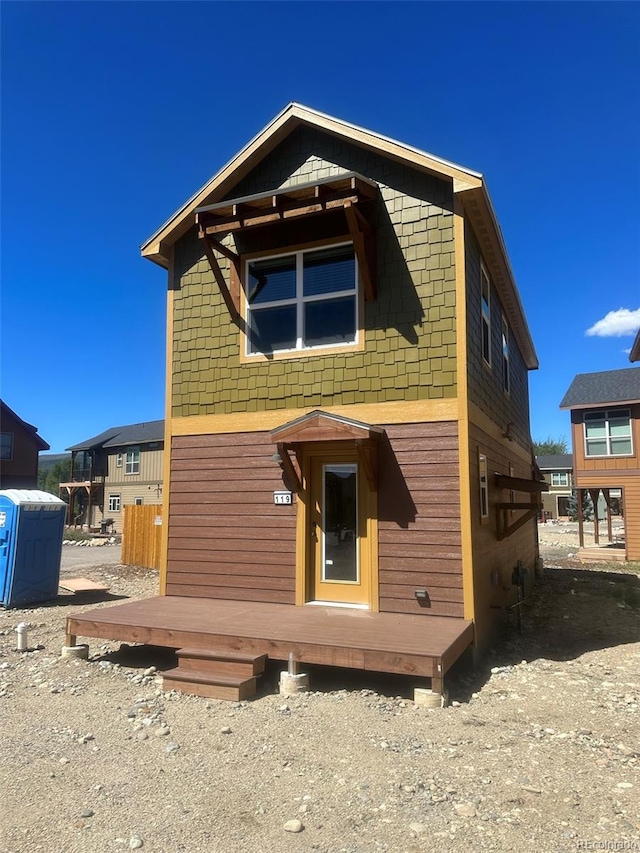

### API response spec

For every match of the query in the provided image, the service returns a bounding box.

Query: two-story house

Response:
[61,420,164,531]
[0,400,50,489]
[560,367,640,560]
[67,104,545,701]
[536,454,573,519]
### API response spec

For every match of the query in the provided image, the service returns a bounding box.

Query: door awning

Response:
[270,410,385,492]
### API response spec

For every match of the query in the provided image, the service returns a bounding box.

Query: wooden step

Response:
[176,648,267,678]
[163,667,258,701]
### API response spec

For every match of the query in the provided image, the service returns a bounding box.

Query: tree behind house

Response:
[533,436,569,455]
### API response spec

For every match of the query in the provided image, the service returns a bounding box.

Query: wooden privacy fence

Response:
[122,505,163,570]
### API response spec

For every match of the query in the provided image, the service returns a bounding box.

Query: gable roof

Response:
[0,400,50,451]
[141,103,538,369]
[535,454,573,471]
[560,367,640,409]
[630,327,640,363]
[66,419,164,452]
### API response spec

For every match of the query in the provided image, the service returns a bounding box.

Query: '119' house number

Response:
[273,491,293,505]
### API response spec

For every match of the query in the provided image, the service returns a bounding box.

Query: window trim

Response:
[480,261,492,369]
[125,446,141,475]
[551,472,569,487]
[108,493,121,512]
[134,497,144,506]
[238,237,364,363]
[116,452,123,468]
[583,408,633,458]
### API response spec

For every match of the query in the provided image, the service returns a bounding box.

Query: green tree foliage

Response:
[533,436,569,455]
[566,488,593,522]
[37,459,71,499]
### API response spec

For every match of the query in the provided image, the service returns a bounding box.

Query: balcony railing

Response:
[66,468,105,483]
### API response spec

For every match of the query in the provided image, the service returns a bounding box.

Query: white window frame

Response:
[479,452,489,520]
[480,262,492,368]
[125,446,140,475]
[116,452,123,468]
[244,242,358,357]
[108,494,121,512]
[501,313,510,394]
[551,472,569,487]
[584,408,633,458]
[134,497,144,506]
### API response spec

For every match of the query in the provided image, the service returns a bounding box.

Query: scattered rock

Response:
[283,819,304,833]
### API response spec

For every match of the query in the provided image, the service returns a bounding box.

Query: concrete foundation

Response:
[279,671,309,696]
[414,687,445,709]
[61,644,89,660]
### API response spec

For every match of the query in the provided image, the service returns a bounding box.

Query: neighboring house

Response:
[0,400,50,489]
[536,454,573,519]
[68,104,545,700]
[61,420,164,531]
[560,367,640,560]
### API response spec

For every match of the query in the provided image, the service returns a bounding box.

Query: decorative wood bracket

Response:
[355,439,378,490]
[494,472,546,540]
[276,442,303,495]
[344,201,376,302]
[496,503,542,541]
[199,230,241,323]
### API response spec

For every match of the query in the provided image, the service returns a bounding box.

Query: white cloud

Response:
[585,307,640,338]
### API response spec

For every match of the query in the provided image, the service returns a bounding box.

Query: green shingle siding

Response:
[171,126,457,417]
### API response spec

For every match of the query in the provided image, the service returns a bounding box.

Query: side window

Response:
[134,497,144,506]
[116,452,123,468]
[480,262,491,368]
[501,313,510,394]
[0,433,13,460]
[479,452,489,520]
[108,494,121,512]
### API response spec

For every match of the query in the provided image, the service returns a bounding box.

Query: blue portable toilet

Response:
[0,489,67,607]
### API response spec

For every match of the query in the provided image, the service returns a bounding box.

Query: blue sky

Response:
[2,2,638,454]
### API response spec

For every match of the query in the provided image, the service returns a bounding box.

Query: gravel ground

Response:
[1,528,639,853]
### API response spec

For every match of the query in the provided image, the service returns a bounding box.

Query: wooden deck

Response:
[66,597,474,689]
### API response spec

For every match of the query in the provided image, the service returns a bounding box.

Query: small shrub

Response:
[63,528,91,542]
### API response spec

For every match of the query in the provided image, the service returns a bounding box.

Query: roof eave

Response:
[560,397,640,411]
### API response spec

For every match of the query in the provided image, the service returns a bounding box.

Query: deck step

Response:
[176,648,267,678]
[163,667,258,701]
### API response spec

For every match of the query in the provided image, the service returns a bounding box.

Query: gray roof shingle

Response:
[535,454,573,470]
[560,367,640,409]
[66,420,164,452]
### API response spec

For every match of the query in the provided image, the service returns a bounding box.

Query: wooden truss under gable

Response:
[194,172,379,321]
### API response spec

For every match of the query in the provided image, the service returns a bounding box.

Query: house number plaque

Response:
[273,491,293,505]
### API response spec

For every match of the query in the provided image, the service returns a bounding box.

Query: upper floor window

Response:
[125,446,140,474]
[0,433,13,460]
[480,262,491,367]
[501,313,510,394]
[584,409,633,457]
[551,472,569,487]
[116,452,123,468]
[245,243,357,356]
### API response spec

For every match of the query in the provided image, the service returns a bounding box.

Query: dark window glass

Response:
[249,305,297,354]
[303,246,355,297]
[248,257,296,305]
[304,296,355,347]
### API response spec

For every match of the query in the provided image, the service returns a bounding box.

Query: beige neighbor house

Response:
[61,421,164,532]
[536,454,573,519]
[68,104,545,702]
[0,400,50,489]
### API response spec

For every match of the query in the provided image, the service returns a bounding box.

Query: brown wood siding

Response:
[378,422,463,618]
[167,433,297,602]
[468,419,538,649]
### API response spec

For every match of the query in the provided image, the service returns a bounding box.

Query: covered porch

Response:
[66,596,474,697]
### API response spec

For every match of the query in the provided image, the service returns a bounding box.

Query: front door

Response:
[309,454,371,606]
